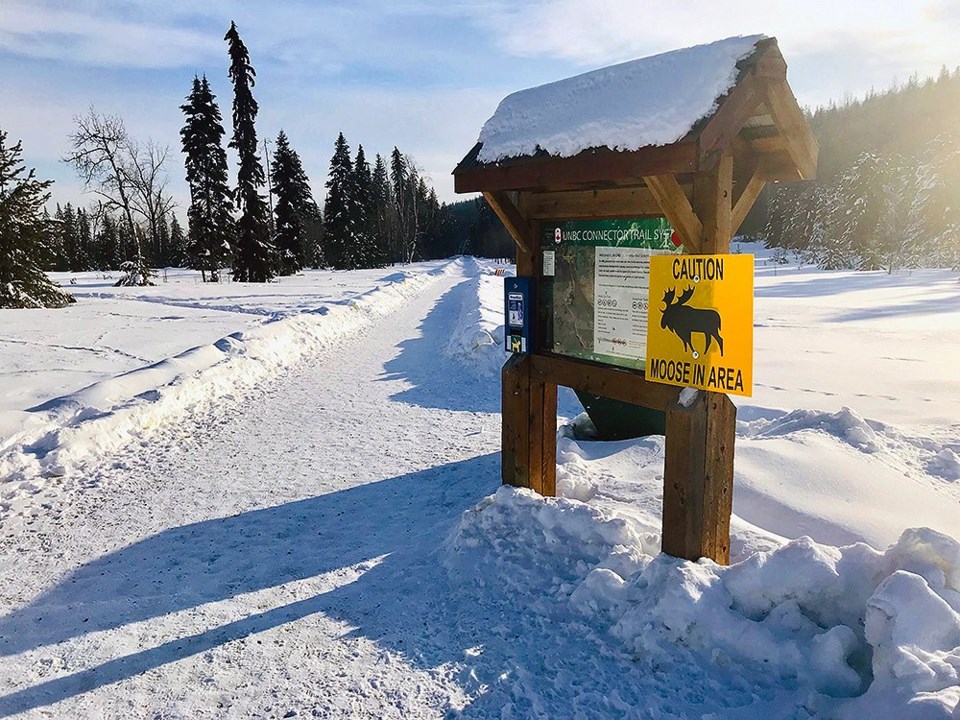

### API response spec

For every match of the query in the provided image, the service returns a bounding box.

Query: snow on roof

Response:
[476,35,766,164]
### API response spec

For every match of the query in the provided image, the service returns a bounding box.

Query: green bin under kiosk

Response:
[574,391,666,440]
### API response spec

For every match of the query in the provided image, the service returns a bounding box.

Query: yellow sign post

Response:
[645,254,754,397]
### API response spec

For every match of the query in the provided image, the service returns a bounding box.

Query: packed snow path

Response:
[0,263,676,719]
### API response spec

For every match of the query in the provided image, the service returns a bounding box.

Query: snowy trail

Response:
[0,261,672,719]
[0,262,503,717]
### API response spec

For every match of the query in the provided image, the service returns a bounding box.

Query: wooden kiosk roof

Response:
[454,36,817,246]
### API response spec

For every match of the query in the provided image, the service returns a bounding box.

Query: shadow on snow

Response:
[0,455,499,716]
[382,269,501,415]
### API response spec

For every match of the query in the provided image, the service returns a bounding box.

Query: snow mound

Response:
[477,35,765,163]
[0,263,454,508]
[443,265,507,378]
[448,488,960,717]
[745,405,884,452]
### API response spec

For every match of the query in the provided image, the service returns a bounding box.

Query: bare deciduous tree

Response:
[128,139,175,264]
[63,109,173,285]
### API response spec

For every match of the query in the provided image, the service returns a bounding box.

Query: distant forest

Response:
[757,67,960,271]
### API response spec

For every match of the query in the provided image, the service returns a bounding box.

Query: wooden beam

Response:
[524,186,664,219]
[745,134,788,154]
[529,353,681,412]
[643,174,703,249]
[501,353,531,488]
[692,151,733,254]
[502,354,558,496]
[697,70,764,167]
[529,374,558,496]
[762,78,819,180]
[454,142,698,194]
[484,190,534,255]
[732,164,766,235]
[662,391,736,563]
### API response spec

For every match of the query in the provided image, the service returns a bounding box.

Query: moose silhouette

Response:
[660,286,724,356]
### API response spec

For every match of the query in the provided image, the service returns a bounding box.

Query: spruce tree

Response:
[351,144,382,268]
[390,147,408,263]
[75,207,91,271]
[169,215,187,267]
[270,130,319,275]
[371,153,392,261]
[0,129,74,308]
[224,22,274,282]
[323,132,357,270]
[97,214,121,271]
[52,204,68,271]
[181,75,235,282]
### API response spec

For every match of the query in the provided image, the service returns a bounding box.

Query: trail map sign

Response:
[645,254,754,396]
[542,218,681,370]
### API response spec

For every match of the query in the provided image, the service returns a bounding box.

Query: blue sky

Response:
[2,0,959,216]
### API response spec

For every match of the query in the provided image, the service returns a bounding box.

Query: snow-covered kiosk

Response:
[453,35,817,564]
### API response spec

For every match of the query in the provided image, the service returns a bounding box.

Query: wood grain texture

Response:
[662,391,736,563]
[643,174,703,249]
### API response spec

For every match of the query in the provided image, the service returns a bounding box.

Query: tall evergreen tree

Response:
[270,130,319,275]
[371,153,392,258]
[351,144,383,267]
[96,213,122,271]
[180,75,234,281]
[0,129,74,308]
[168,215,187,267]
[323,132,358,270]
[76,207,92,271]
[224,21,274,282]
[389,147,408,263]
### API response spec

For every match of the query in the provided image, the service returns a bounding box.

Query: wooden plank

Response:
[746,134,789,154]
[762,78,819,180]
[732,164,766,235]
[501,354,531,488]
[643,174,703,249]
[484,190,533,255]
[697,70,763,166]
[527,373,546,494]
[540,381,558,497]
[662,391,736,563]
[701,392,736,562]
[529,353,681,412]
[525,187,663,219]
[454,142,698,194]
[692,151,733,254]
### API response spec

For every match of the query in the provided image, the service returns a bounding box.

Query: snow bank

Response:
[443,263,508,378]
[448,487,960,717]
[0,263,454,507]
[477,35,764,163]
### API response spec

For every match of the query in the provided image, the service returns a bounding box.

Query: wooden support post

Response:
[655,148,737,564]
[500,354,557,495]
[692,150,733,254]
[663,391,737,563]
[501,354,531,487]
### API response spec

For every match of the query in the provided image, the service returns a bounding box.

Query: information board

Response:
[540,218,680,370]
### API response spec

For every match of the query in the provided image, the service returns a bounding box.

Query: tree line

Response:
[762,67,960,272]
[2,20,494,307]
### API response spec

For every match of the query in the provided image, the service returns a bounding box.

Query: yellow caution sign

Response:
[645,254,753,397]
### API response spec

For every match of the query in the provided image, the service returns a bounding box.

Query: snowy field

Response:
[0,253,958,718]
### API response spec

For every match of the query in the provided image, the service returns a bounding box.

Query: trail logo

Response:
[645,254,754,397]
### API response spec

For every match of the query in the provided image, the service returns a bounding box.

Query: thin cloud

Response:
[0,1,219,68]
